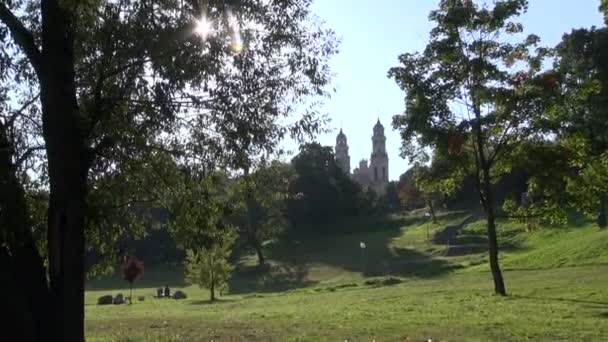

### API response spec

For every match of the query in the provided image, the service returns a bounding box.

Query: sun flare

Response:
[194,17,213,39]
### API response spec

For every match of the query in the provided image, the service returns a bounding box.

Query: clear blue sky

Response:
[288,0,604,180]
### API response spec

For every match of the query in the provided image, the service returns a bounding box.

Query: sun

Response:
[194,17,213,39]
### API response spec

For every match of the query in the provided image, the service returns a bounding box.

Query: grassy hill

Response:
[86,211,608,341]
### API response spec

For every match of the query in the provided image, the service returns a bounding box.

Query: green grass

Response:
[86,212,608,341]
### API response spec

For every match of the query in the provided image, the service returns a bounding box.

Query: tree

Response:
[505,26,608,230]
[230,161,294,265]
[0,0,337,340]
[120,256,144,304]
[184,230,236,301]
[287,143,362,230]
[389,0,551,295]
[166,171,231,251]
[382,181,402,212]
[397,168,425,211]
[550,27,608,228]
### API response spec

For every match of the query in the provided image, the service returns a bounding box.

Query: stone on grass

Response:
[156,288,164,298]
[173,290,187,300]
[163,286,171,298]
[113,293,125,305]
[138,296,145,301]
[97,295,113,305]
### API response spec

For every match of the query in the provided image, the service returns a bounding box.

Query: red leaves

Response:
[510,71,530,87]
[448,134,465,156]
[543,74,560,91]
[121,255,144,284]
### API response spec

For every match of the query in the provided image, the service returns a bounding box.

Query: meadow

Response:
[86,212,608,341]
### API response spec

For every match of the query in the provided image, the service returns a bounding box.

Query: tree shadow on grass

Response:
[433,214,528,256]
[189,298,238,305]
[228,263,316,294]
[265,215,460,281]
[514,295,608,307]
[86,264,186,291]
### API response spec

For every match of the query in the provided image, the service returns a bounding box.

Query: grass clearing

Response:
[86,212,608,341]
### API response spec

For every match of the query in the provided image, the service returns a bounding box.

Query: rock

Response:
[97,295,113,305]
[156,288,164,298]
[163,286,171,298]
[113,293,125,305]
[173,290,187,300]
[138,296,145,302]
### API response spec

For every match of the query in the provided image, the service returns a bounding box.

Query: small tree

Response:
[120,256,144,303]
[185,231,236,301]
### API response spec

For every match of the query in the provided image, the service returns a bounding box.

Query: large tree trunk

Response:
[40,1,88,340]
[0,122,51,341]
[1,1,87,340]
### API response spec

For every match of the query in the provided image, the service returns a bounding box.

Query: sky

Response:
[284,0,605,181]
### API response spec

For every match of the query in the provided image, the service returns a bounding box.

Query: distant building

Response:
[335,128,350,174]
[335,119,389,195]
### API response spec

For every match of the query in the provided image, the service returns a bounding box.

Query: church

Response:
[334,119,389,195]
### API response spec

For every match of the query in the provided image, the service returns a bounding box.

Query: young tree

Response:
[120,256,144,304]
[184,230,236,301]
[389,0,550,295]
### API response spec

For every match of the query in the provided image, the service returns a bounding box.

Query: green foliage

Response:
[184,230,236,301]
[389,0,553,295]
[287,143,363,229]
[166,172,231,252]
[1,0,339,280]
[381,181,401,212]
[229,161,294,262]
[390,0,548,168]
[507,27,608,229]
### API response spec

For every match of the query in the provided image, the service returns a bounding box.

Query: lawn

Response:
[86,212,608,341]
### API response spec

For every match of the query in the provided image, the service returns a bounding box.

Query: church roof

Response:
[374,118,384,128]
[337,128,346,137]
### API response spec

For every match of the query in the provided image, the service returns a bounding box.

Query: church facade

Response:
[335,119,389,195]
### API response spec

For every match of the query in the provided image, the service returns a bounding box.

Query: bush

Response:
[97,295,113,305]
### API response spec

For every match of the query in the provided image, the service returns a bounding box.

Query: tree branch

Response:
[8,93,40,128]
[487,120,514,166]
[0,4,42,77]
[15,145,45,167]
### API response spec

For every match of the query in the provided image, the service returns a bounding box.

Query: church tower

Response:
[369,119,389,194]
[335,128,350,174]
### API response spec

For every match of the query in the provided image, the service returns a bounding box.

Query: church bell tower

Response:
[335,128,350,174]
[369,119,389,194]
